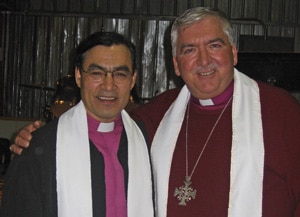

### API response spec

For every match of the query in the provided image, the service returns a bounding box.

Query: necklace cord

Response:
[186,96,233,178]
[185,102,190,177]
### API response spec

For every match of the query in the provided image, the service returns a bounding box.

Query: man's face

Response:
[75,44,136,122]
[173,16,238,99]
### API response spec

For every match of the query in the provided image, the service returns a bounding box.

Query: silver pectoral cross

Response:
[174,176,197,206]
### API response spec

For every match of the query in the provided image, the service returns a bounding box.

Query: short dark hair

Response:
[74,32,137,72]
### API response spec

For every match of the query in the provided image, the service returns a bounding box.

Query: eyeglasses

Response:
[81,68,133,83]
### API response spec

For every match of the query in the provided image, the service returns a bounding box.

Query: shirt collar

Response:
[191,80,234,110]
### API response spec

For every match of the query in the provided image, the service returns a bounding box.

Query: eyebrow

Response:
[207,37,226,45]
[179,37,227,53]
[179,44,196,54]
[88,63,130,72]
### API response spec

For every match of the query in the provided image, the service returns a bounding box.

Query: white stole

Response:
[151,69,264,217]
[56,100,154,217]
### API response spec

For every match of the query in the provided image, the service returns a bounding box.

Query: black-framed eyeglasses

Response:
[81,67,133,83]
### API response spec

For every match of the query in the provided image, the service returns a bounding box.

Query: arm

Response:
[2,121,58,216]
[1,142,43,216]
[10,120,44,155]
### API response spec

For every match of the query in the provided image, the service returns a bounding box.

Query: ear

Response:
[231,45,238,66]
[173,57,181,76]
[75,67,82,88]
[130,70,137,90]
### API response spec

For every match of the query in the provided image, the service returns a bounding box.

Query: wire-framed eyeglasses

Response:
[81,67,133,83]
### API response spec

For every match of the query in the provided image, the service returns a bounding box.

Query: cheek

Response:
[122,85,132,99]
[177,56,198,72]
[80,80,97,96]
[215,50,235,65]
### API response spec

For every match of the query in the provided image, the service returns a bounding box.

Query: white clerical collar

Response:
[196,80,234,107]
[199,98,214,106]
[97,122,115,132]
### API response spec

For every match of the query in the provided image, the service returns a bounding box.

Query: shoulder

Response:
[130,87,182,142]
[257,81,300,110]
[133,119,150,146]
[149,87,182,104]
[257,81,300,138]
[28,119,59,157]
[131,87,182,119]
[32,119,58,138]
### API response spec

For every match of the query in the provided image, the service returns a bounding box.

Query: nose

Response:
[197,47,210,66]
[101,73,115,91]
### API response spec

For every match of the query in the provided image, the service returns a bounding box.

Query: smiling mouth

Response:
[193,63,218,76]
[97,96,116,101]
[199,70,214,76]
[194,69,215,76]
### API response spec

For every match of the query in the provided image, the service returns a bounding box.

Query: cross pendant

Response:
[174,176,197,206]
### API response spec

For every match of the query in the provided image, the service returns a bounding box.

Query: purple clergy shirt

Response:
[87,114,127,217]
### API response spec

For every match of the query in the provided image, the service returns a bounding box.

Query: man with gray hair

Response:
[133,7,300,217]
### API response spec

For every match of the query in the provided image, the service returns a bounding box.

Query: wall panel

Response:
[0,0,300,118]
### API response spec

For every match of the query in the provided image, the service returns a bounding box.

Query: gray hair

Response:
[171,7,235,56]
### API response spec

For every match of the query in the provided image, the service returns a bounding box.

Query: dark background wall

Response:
[0,0,300,119]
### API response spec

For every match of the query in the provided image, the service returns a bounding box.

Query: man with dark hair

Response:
[1,32,154,217]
